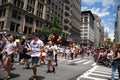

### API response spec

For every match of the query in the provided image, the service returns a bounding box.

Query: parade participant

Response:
[0,36,6,71]
[30,34,44,80]
[70,46,74,60]
[74,46,78,58]
[65,47,71,59]
[111,46,120,80]
[1,34,16,79]
[53,43,58,66]
[45,41,55,73]
[22,39,31,69]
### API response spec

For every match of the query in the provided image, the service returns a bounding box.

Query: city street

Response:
[0,56,95,80]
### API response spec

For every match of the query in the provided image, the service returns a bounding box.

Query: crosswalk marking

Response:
[94,70,118,76]
[66,58,81,63]
[77,65,118,80]
[92,63,96,66]
[59,59,67,62]
[83,61,92,65]
[75,59,87,64]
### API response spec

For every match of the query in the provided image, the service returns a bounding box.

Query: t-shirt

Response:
[71,47,74,53]
[5,41,16,55]
[46,45,54,56]
[65,48,70,54]
[114,50,120,61]
[30,39,44,57]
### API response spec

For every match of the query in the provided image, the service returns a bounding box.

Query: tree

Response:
[50,16,62,36]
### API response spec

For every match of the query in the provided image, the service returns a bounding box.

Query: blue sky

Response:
[82,0,120,41]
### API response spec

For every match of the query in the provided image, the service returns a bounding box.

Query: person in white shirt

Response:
[65,47,71,59]
[45,41,55,73]
[70,46,74,60]
[30,34,44,80]
[59,46,65,59]
[1,34,16,79]
[53,43,58,66]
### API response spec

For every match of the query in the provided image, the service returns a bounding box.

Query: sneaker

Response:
[46,70,51,73]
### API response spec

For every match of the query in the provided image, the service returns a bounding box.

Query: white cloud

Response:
[81,7,88,11]
[82,0,100,5]
[82,7,110,17]
[113,14,116,17]
[82,0,115,7]
[101,0,115,7]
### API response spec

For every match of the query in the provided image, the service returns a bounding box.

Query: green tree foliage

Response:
[50,16,62,36]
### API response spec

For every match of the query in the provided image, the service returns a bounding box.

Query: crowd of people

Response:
[0,33,120,80]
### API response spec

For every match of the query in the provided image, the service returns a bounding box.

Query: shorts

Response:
[31,57,39,65]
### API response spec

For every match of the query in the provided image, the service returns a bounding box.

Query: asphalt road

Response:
[0,56,95,80]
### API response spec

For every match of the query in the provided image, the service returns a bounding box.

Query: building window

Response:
[12,10,21,20]
[28,27,32,34]
[10,22,15,31]
[46,14,49,20]
[0,21,4,30]
[41,0,44,3]
[1,0,7,5]
[0,9,6,17]
[37,11,42,18]
[25,16,33,24]
[36,20,42,28]
[84,27,88,29]
[55,5,57,10]
[84,33,87,36]
[38,2,43,10]
[51,10,54,14]
[13,0,24,8]
[27,5,34,13]
[84,17,88,22]
[24,26,32,34]
[84,23,88,26]
[47,0,51,5]
[24,26,28,34]
[28,0,35,5]
[52,2,54,8]
[10,22,20,32]
[46,7,50,13]
[64,25,69,30]
[51,17,53,21]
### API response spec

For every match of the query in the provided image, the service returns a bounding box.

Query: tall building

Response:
[0,0,81,43]
[62,0,81,44]
[93,14,104,47]
[115,4,120,43]
[0,0,63,34]
[81,11,95,46]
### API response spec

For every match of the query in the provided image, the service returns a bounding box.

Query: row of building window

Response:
[11,10,42,26]
[1,0,7,5]
[12,10,21,20]
[13,0,24,9]
[10,22,20,32]
[27,5,34,13]
[38,2,43,10]
[0,9,6,17]
[24,26,32,34]
[28,0,35,5]
[25,15,33,24]
[37,11,42,18]
[10,22,32,34]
